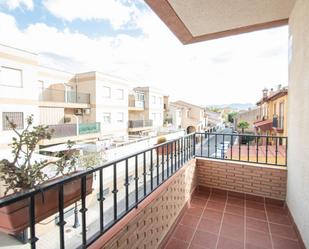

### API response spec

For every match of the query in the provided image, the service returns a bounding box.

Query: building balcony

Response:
[0,133,305,249]
[128,99,145,111]
[128,119,153,132]
[39,122,101,145]
[39,88,91,108]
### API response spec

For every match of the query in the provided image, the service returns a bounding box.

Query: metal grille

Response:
[2,112,24,130]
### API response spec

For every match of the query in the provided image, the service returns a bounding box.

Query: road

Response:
[195,128,237,158]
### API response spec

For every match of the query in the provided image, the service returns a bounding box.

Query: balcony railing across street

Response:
[39,88,90,104]
[79,122,101,135]
[128,120,153,128]
[0,132,287,249]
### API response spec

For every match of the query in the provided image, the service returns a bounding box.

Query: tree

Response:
[237,120,249,133]
[228,112,238,123]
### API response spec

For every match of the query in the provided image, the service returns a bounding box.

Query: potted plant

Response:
[0,115,93,235]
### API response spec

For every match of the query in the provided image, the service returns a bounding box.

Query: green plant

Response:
[237,120,250,133]
[157,136,167,144]
[0,115,77,195]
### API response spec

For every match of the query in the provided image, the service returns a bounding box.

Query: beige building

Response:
[235,107,260,132]
[170,100,206,133]
[128,86,167,135]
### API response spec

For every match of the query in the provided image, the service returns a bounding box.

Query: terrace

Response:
[0,132,304,249]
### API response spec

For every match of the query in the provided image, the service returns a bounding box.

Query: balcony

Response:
[128,119,153,132]
[39,88,91,106]
[128,99,145,111]
[0,132,304,249]
[40,122,101,145]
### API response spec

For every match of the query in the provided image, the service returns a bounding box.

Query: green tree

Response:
[228,112,238,123]
[237,120,250,133]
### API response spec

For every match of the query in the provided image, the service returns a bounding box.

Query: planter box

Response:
[0,173,93,235]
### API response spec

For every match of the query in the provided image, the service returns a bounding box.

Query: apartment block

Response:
[128,86,166,135]
[169,100,206,133]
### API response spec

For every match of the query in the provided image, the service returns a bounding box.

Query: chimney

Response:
[277,84,282,90]
[262,88,268,100]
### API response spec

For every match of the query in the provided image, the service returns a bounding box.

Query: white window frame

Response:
[116,112,124,123]
[151,95,156,104]
[102,86,111,98]
[115,89,124,100]
[0,66,23,88]
[102,112,111,124]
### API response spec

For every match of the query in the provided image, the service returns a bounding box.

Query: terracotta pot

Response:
[156,143,178,155]
[0,173,93,235]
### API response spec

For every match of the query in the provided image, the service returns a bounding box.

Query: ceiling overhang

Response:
[145,0,296,44]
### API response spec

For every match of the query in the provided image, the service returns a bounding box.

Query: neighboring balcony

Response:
[39,88,91,108]
[128,119,153,132]
[128,99,145,111]
[39,122,101,145]
[0,133,305,249]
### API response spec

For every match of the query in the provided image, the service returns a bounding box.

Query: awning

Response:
[254,119,272,131]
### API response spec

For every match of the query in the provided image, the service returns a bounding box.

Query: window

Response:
[151,113,156,121]
[136,92,144,101]
[102,86,111,98]
[2,112,24,130]
[158,97,162,105]
[102,112,111,124]
[116,112,124,123]
[151,96,156,104]
[274,103,277,115]
[115,89,124,100]
[0,67,22,87]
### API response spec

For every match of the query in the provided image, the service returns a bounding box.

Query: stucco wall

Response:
[287,0,309,247]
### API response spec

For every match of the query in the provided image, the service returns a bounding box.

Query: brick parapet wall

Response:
[197,158,287,200]
[90,159,197,249]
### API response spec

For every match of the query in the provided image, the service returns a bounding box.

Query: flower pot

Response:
[156,143,178,155]
[0,173,93,235]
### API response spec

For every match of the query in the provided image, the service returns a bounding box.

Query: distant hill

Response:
[207,103,254,111]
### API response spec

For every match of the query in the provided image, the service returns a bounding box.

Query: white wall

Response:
[287,0,309,247]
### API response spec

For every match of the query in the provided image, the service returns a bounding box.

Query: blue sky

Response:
[0,0,288,105]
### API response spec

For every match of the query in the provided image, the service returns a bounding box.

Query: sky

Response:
[0,0,288,106]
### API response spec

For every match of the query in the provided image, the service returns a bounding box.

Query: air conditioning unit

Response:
[75,109,83,115]
[83,108,91,115]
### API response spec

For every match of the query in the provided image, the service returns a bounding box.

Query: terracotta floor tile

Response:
[223,213,245,227]
[267,212,291,225]
[220,223,245,242]
[172,224,196,242]
[228,191,245,199]
[180,214,200,228]
[193,192,210,200]
[188,244,205,249]
[206,201,225,211]
[212,188,228,196]
[186,205,205,217]
[245,243,271,249]
[246,217,269,233]
[217,236,244,249]
[165,238,189,249]
[202,209,223,221]
[269,223,297,240]
[191,197,207,207]
[246,208,267,221]
[209,194,227,203]
[272,235,301,249]
[225,204,245,216]
[265,198,285,207]
[197,218,221,234]
[266,205,288,216]
[227,197,245,207]
[191,230,218,249]
[246,194,265,203]
[246,229,272,249]
[246,200,265,211]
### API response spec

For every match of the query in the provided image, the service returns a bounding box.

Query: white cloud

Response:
[0,10,288,106]
[43,0,137,29]
[1,0,33,10]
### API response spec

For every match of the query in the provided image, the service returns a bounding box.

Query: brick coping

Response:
[195,157,288,170]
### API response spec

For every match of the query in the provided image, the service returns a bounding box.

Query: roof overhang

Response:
[145,0,296,44]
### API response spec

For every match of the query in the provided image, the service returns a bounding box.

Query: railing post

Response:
[193,133,196,157]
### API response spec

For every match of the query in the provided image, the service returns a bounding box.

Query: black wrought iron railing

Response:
[0,133,195,249]
[194,132,287,166]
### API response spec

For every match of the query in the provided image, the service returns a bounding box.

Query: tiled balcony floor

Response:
[164,189,304,249]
